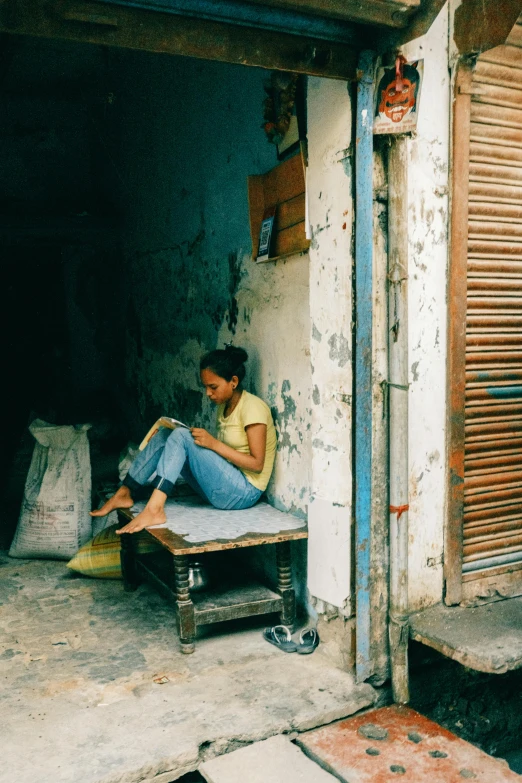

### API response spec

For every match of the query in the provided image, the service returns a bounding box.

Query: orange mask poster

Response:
[374,58,423,135]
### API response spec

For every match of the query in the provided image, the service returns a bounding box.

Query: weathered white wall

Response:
[306,78,354,612]
[217,255,312,516]
[402,5,451,610]
[305,30,451,625]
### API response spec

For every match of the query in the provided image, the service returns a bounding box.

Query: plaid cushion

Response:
[67,524,162,579]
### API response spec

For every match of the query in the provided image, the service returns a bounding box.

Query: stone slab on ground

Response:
[298,705,522,783]
[199,735,338,783]
[0,553,375,783]
[409,598,522,674]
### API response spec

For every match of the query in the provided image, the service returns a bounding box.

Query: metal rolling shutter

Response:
[463,19,522,577]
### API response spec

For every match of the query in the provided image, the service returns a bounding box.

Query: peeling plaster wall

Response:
[216,256,312,516]
[402,5,450,610]
[306,78,354,613]
[111,53,311,516]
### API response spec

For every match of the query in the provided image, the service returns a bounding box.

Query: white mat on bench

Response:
[130,496,306,543]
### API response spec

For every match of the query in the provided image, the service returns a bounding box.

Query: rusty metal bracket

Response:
[388,266,407,342]
[389,611,410,650]
[380,379,409,420]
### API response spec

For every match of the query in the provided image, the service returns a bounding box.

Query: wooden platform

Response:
[119,498,308,653]
[409,598,522,674]
[119,497,307,555]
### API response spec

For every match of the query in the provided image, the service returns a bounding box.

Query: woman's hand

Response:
[190,427,217,450]
[201,423,267,474]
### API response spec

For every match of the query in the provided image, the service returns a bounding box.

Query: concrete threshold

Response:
[409,598,522,674]
[0,553,375,783]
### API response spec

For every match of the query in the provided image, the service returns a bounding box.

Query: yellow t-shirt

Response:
[216,390,277,492]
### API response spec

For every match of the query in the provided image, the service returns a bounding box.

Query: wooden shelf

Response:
[247,148,310,263]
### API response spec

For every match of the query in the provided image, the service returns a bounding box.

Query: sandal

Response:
[263,625,297,653]
[296,627,320,654]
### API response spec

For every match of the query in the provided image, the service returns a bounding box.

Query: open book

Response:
[139,416,190,451]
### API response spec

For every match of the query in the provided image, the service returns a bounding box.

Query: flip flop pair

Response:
[263,625,320,654]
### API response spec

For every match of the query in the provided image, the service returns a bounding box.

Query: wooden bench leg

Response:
[173,554,196,654]
[276,541,296,629]
[120,529,140,592]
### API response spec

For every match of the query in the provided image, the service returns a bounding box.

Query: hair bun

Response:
[224,345,248,363]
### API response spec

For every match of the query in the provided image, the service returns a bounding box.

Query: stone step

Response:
[409,598,522,674]
[297,705,522,782]
[199,735,339,783]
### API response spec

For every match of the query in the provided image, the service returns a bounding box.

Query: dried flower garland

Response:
[262,72,299,146]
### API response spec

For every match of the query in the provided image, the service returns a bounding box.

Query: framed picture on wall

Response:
[374,57,424,135]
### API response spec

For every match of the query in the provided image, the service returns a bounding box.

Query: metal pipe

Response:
[354,49,376,684]
[98,0,365,45]
[388,137,410,704]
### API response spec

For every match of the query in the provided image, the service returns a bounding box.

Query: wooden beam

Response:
[235,0,420,29]
[453,0,522,55]
[0,0,358,80]
[397,0,446,43]
[445,60,474,607]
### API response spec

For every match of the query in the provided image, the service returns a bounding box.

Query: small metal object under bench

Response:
[118,497,308,654]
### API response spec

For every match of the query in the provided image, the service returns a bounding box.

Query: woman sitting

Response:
[91,346,277,534]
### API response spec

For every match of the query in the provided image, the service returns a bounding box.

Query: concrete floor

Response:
[0,552,375,783]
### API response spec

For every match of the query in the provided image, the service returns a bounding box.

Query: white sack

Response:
[9,420,92,560]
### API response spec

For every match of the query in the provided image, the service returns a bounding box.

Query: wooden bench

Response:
[118,497,308,653]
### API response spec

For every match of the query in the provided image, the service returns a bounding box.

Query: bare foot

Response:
[90,486,134,517]
[115,505,166,534]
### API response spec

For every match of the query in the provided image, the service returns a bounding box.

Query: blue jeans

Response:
[123,427,262,511]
